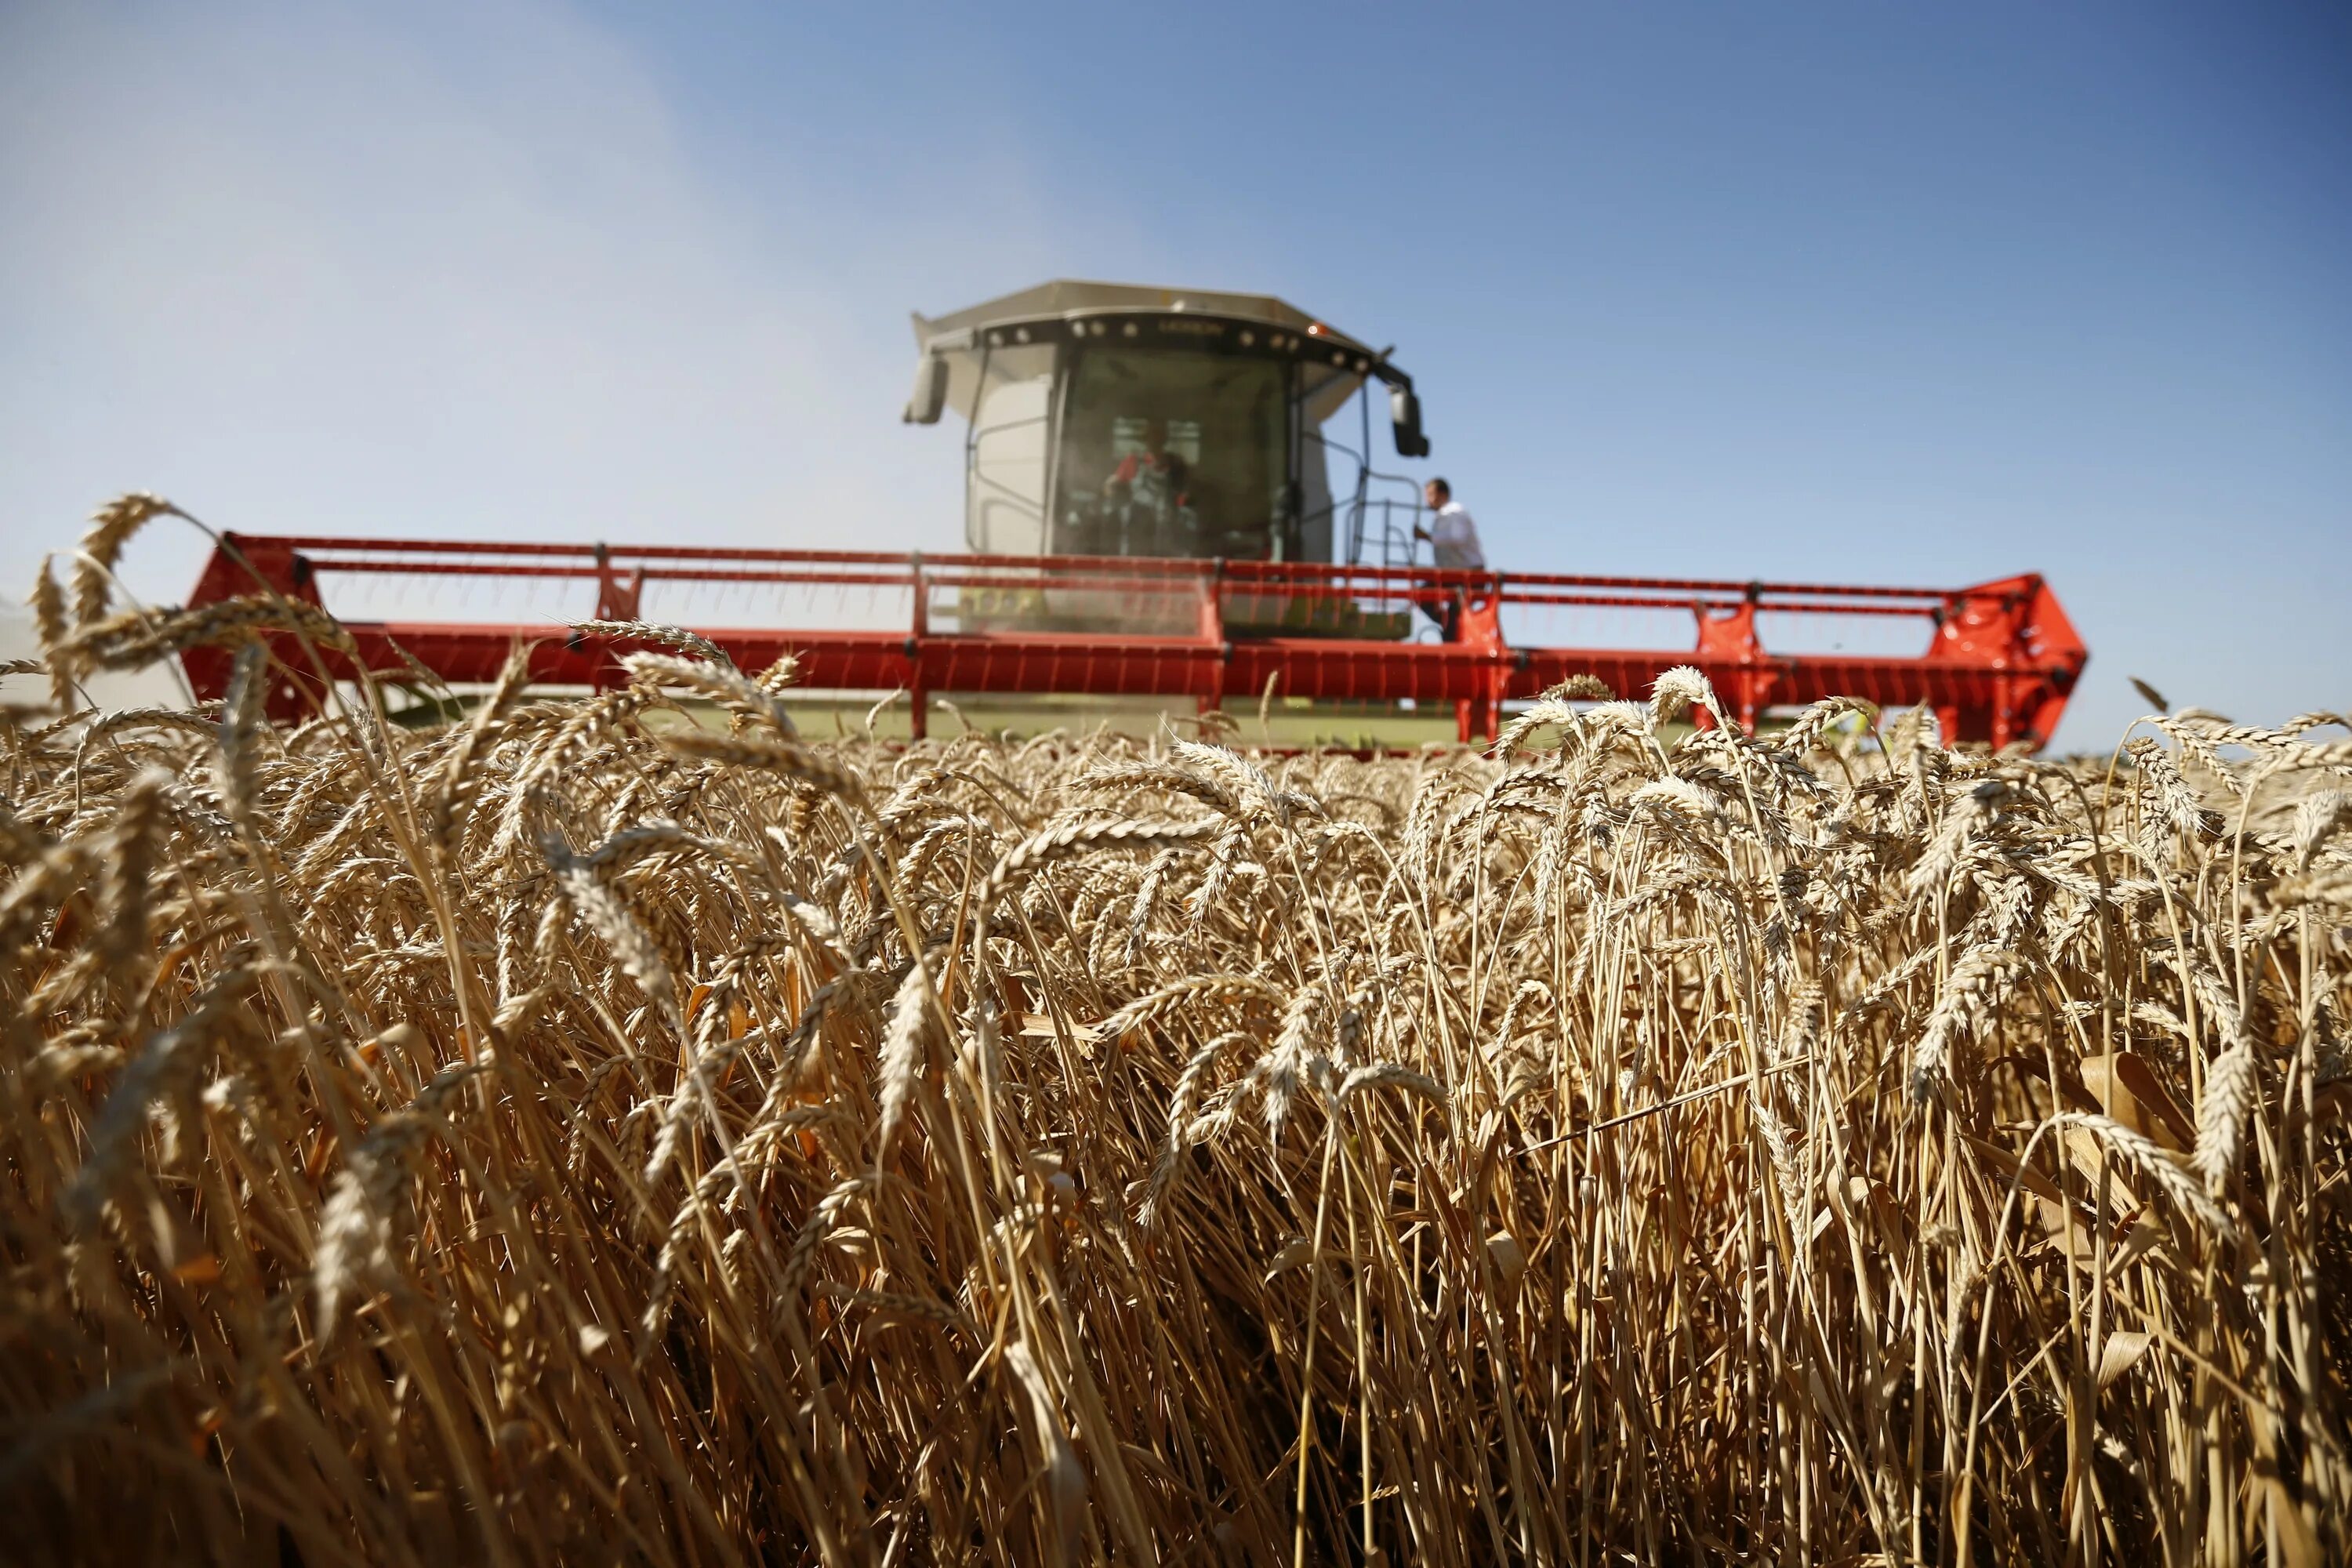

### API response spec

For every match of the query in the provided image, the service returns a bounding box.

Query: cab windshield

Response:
[1051,347,1288,559]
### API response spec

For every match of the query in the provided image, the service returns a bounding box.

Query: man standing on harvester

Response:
[1414,477,1484,640]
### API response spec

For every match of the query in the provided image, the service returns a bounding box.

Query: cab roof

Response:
[910,278,1383,362]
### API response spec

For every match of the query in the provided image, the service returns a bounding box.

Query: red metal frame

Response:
[180,533,2087,748]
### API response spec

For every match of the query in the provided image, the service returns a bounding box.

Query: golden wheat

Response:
[2,502,2348,1565]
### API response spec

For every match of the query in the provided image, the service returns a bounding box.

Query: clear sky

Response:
[3,0,2345,747]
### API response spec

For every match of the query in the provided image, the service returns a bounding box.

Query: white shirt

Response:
[1428,501,1485,570]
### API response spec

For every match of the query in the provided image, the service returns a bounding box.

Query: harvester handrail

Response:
[254,532,1986,608]
[1504,591,1940,618]
[1492,568,1961,601]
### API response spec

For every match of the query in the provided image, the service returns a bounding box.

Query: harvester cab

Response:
[902,281,1431,610]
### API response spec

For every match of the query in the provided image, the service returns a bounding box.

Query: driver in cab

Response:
[1103,418,1190,510]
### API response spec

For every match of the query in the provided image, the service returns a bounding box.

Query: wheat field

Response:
[4,499,2349,1566]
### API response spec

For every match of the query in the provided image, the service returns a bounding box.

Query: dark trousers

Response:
[1419,594,1461,641]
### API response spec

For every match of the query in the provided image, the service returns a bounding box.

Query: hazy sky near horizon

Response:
[2,0,2344,746]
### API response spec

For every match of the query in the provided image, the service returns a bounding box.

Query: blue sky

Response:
[2,0,2344,746]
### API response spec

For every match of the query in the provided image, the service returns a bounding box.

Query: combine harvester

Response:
[180,280,2086,747]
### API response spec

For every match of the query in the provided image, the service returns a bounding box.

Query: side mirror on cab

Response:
[1389,387,1430,459]
[903,355,949,425]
